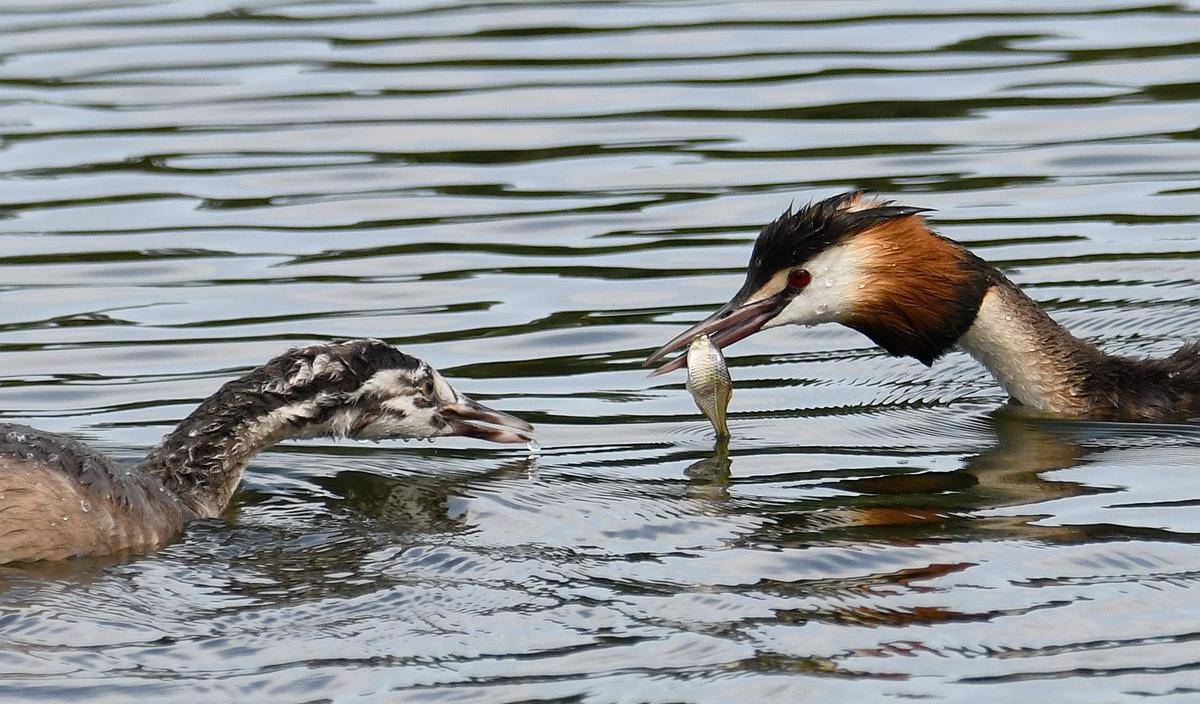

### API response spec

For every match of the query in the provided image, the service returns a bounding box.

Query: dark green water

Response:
[1,1,1199,701]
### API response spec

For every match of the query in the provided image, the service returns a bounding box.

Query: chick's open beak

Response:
[441,397,535,444]
[643,292,787,377]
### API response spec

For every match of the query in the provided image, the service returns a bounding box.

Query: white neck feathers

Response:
[958,284,1097,416]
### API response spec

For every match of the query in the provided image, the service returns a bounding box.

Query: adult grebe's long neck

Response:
[958,277,1107,416]
[136,383,306,518]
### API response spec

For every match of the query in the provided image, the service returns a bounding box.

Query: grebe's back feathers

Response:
[0,424,127,496]
[1092,342,1200,420]
[0,423,182,520]
[0,424,190,563]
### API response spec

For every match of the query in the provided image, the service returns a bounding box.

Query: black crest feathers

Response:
[744,190,932,293]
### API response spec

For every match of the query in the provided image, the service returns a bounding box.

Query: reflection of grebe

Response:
[0,340,533,564]
[712,412,1097,542]
[647,191,1200,420]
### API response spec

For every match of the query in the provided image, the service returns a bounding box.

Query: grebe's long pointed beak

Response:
[442,397,535,443]
[644,293,787,377]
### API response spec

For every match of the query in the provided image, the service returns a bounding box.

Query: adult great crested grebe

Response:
[0,339,533,564]
[645,191,1200,421]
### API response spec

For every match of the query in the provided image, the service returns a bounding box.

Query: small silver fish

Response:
[686,334,732,440]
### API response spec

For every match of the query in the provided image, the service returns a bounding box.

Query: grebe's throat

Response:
[959,281,1102,416]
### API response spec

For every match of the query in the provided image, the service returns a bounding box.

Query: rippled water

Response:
[1,1,1199,701]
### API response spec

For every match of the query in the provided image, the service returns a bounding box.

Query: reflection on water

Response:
[2,0,1200,701]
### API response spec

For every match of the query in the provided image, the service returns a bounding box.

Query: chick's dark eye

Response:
[423,380,435,394]
[787,269,812,290]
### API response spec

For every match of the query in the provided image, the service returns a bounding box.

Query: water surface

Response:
[1,1,1200,701]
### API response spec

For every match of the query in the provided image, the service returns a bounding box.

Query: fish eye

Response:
[787,269,812,290]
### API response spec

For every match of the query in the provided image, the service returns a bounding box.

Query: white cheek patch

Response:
[765,241,866,329]
[358,402,444,439]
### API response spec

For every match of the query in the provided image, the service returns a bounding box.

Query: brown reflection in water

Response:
[687,413,1115,670]
[684,411,1111,552]
[793,412,1101,545]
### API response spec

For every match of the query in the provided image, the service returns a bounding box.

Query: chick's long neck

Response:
[136,384,310,518]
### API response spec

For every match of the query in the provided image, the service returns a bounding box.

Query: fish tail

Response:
[711,402,730,439]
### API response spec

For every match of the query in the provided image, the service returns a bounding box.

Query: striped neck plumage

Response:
[136,391,319,517]
[135,341,440,518]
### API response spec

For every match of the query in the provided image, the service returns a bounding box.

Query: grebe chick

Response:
[646,191,1200,421]
[0,339,534,564]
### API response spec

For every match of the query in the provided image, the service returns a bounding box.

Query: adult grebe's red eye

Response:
[787,269,811,290]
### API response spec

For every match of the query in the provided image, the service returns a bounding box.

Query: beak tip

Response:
[647,354,688,378]
[443,400,535,444]
[499,430,536,444]
[644,296,779,377]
